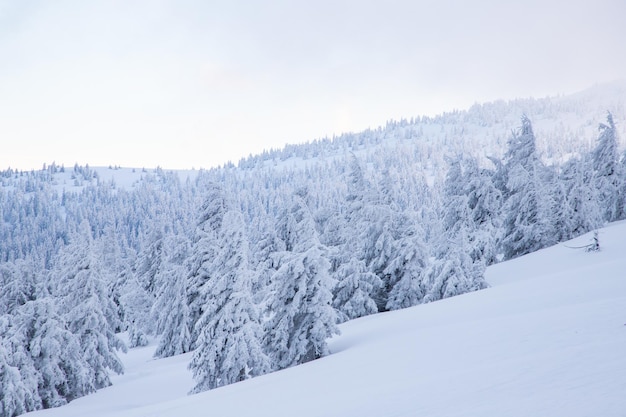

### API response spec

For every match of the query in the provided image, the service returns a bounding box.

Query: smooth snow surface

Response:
[27,223,626,417]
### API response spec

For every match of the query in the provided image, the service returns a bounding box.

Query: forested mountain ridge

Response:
[1,81,626,417]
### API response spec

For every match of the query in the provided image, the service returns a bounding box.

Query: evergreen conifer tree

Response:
[424,157,488,303]
[327,156,383,319]
[384,215,429,310]
[500,116,556,259]
[265,191,339,370]
[55,223,126,390]
[186,184,226,341]
[188,185,269,392]
[0,315,41,417]
[152,236,192,358]
[16,298,93,408]
[558,157,602,238]
[332,257,380,322]
[592,112,621,222]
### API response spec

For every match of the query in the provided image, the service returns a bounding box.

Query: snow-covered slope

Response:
[27,222,626,417]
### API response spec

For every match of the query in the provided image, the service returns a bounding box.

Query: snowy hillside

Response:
[26,222,626,417]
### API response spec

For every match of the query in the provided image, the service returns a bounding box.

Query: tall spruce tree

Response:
[329,156,382,319]
[186,183,225,342]
[54,223,126,390]
[264,191,339,370]
[462,158,502,264]
[332,257,380,322]
[152,235,192,358]
[0,314,40,417]
[592,112,622,222]
[424,238,487,302]
[15,298,92,408]
[500,116,556,260]
[558,157,602,239]
[0,259,37,315]
[188,185,269,393]
[424,157,488,303]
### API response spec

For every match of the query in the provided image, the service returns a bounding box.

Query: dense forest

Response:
[1,86,626,417]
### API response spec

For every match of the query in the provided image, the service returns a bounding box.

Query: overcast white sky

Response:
[1,0,625,171]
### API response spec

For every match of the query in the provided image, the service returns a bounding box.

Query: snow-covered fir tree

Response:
[53,223,126,390]
[119,272,152,348]
[0,259,37,315]
[186,183,226,342]
[188,185,269,393]
[0,343,33,417]
[424,243,487,303]
[460,158,501,264]
[500,116,557,260]
[327,156,382,320]
[332,257,381,322]
[556,157,602,239]
[424,157,488,303]
[264,190,339,370]
[152,235,192,358]
[120,225,169,346]
[384,213,430,310]
[591,112,622,222]
[12,298,92,408]
[250,220,285,307]
[0,314,40,417]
